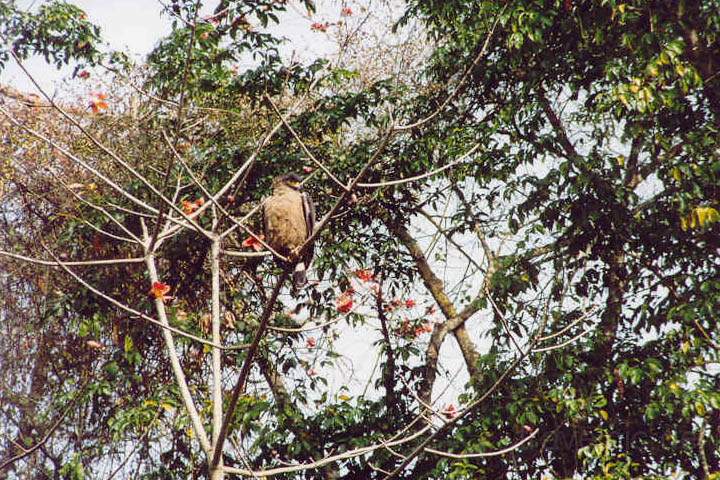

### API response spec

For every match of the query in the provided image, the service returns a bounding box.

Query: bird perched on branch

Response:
[263,173,315,290]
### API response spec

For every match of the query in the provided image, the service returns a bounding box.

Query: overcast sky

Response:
[1,0,341,93]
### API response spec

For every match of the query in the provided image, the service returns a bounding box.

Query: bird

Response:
[263,173,316,290]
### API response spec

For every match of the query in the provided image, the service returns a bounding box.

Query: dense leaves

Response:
[1,0,719,479]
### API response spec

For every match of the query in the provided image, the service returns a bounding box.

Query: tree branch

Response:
[384,219,480,405]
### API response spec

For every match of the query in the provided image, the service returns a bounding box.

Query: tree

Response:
[1,0,719,479]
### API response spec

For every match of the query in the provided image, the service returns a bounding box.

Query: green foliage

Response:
[0,1,104,71]
[2,0,720,478]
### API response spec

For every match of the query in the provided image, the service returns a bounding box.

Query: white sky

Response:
[1,0,341,93]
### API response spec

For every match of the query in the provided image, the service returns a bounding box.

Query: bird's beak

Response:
[288,180,302,190]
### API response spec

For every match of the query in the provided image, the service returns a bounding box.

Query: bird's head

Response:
[272,173,304,192]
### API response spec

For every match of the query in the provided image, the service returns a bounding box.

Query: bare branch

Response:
[144,247,213,456]
[265,94,348,191]
[531,324,596,353]
[535,307,598,342]
[0,250,144,266]
[358,143,481,188]
[223,424,432,478]
[211,271,290,468]
[35,246,230,349]
[423,428,539,459]
[222,249,270,258]
[210,237,224,473]
[9,52,213,240]
[392,8,504,132]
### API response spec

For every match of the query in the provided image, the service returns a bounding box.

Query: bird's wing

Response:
[262,198,270,240]
[260,197,275,256]
[301,191,316,262]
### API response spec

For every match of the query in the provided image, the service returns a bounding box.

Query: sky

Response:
[1,0,478,410]
[1,0,341,93]
[3,0,169,92]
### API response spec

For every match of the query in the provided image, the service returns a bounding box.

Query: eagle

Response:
[263,173,316,290]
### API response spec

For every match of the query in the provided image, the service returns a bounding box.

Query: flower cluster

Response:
[396,319,433,338]
[181,197,204,215]
[149,281,172,302]
[88,92,108,113]
[336,289,354,313]
[241,234,265,252]
[355,269,374,282]
[310,22,330,32]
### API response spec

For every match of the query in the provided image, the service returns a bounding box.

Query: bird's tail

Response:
[292,262,308,291]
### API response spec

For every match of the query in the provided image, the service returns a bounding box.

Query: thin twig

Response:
[0,250,144,266]
[223,424,432,477]
[358,143,481,188]
[0,380,89,471]
[423,428,539,459]
[210,271,290,468]
[265,94,347,191]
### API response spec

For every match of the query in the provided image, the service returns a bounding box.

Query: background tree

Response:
[1,1,719,479]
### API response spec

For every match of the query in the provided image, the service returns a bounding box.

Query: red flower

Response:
[441,403,458,419]
[78,70,90,79]
[396,319,412,337]
[89,92,108,113]
[405,299,416,308]
[241,234,265,252]
[341,7,353,16]
[413,322,433,337]
[302,165,314,174]
[310,22,329,32]
[336,291,354,313]
[150,281,171,301]
[182,199,198,215]
[413,323,430,336]
[355,269,374,282]
[306,337,317,348]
